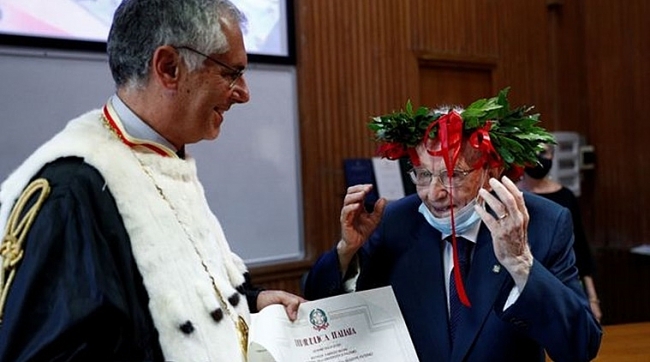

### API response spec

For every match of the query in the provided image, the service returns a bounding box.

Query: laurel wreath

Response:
[367,87,555,170]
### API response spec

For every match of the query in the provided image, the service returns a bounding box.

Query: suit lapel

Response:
[398,221,452,361]
[451,224,509,361]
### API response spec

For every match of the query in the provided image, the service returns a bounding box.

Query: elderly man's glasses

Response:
[408,167,477,188]
[175,46,245,88]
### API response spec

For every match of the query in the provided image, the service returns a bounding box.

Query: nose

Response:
[426,178,449,201]
[231,76,250,103]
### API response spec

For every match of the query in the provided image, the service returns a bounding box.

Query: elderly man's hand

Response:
[475,176,534,290]
[337,184,387,273]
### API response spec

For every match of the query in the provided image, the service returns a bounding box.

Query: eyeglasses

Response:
[175,45,245,88]
[407,167,477,188]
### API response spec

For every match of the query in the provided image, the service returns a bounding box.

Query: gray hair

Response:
[107,0,246,88]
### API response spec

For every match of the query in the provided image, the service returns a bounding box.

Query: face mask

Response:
[524,156,552,179]
[418,198,482,235]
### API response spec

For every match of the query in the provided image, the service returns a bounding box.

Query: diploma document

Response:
[248,286,419,362]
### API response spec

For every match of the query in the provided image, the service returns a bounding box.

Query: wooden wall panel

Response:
[410,0,498,57]
[418,55,495,107]
[294,0,418,260]
[492,0,554,124]
[419,65,493,107]
[583,0,650,248]
[552,0,587,133]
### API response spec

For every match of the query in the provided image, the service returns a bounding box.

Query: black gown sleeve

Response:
[238,272,265,313]
[0,157,163,362]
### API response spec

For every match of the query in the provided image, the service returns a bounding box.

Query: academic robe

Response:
[0,111,262,362]
[304,193,602,362]
[0,157,165,361]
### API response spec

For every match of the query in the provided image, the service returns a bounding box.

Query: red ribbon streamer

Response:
[424,111,463,171]
[423,111,471,307]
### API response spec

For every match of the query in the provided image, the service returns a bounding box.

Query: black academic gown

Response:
[0,157,261,362]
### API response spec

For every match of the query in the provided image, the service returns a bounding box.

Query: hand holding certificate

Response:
[248,286,419,362]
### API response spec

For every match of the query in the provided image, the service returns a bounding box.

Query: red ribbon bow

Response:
[376,142,407,160]
[468,122,501,169]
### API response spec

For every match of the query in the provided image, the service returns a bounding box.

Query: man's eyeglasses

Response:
[175,45,245,88]
[407,167,477,188]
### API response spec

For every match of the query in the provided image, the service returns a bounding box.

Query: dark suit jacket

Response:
[304,193,602,362]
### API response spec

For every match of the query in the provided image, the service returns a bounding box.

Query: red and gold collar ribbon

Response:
[102,103,179,158]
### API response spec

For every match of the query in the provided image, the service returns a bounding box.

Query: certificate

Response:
[248,286,419,362]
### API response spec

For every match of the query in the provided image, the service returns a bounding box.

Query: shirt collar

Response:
[109,94,179,154]
[442,220,481,244]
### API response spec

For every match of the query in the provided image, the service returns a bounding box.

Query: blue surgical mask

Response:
[418,198,482,235]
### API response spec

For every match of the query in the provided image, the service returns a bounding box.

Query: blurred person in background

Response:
[518,143,602,322]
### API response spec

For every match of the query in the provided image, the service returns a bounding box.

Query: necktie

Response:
[448,236,473,346]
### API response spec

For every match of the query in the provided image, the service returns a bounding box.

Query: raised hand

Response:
[337,184,387,273]
[475,176,533,290]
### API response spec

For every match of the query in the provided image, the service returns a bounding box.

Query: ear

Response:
[151,45,182,89]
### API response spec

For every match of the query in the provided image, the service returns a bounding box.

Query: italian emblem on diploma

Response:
[247,286,419,362]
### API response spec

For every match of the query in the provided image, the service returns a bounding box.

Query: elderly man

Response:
[304,89,602,361]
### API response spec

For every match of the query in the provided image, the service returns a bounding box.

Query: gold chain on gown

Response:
[101,114,249,361]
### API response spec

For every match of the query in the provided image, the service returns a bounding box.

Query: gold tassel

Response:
[0,178,50,324]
